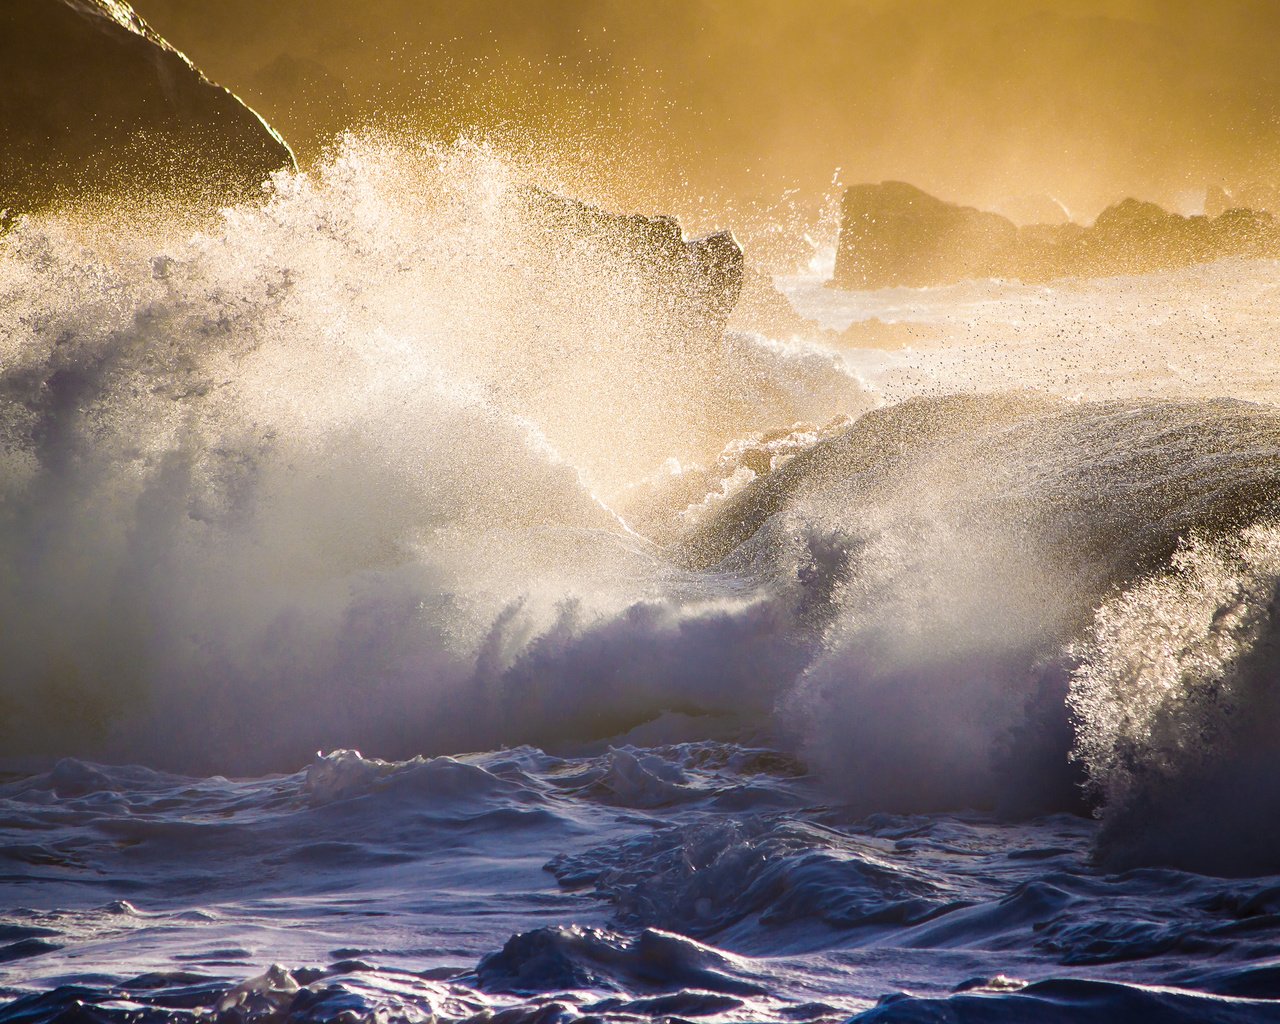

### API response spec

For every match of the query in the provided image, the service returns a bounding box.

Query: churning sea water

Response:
[6,136,1280,1022]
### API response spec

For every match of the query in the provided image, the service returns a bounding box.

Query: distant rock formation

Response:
[527,189,744,346]
[832,182,1280,290]
[0,0,294,216]
[833,182,1018,289]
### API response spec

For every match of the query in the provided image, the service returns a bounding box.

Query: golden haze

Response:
[134,1,1280,236]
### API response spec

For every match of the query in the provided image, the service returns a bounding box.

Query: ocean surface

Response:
[6,138,1280,1022]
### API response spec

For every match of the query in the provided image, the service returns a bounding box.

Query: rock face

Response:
[832,182,1280,289]
[834,182,1018,289]
[0,0,294,215]
[527,188,744,346]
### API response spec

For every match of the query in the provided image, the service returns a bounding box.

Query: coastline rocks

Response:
[526,188,744,347]
[0,0,294,215]
[833,181,1018,289]
[832,182,1280,289]
[1082,198,1275,271]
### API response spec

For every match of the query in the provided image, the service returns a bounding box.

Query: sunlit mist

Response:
[8,2,1280,1020]
[134,0,1280,232]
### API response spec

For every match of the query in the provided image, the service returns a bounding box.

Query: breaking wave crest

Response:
[0,134,864,773]
[766,396,1280,823]
[6,133,1280,877]
[1071,522,1280,874]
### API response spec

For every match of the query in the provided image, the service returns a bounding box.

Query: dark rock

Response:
[526,188,743,349]
[833,181,1018,289]
[831,181,1280,289]
[1087,198,1199,270]
[1037,198,1280,278]
[0,0,294,216]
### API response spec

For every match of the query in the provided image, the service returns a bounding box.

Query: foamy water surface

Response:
[5,137,1280,1022]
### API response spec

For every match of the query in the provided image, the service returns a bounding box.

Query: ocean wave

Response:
[8,134,1280,879]
[1070,522,1280,874]
[753,395,1280,817]
[0,135,857,774]
[10,745,1280,1021]
[547,815,965,943]
[851,978,1280,1023]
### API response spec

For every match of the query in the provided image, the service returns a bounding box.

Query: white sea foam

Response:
[6,132,1280,870]
[0,135,862,773]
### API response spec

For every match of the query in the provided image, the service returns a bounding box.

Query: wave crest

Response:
[1070,523,1280,874]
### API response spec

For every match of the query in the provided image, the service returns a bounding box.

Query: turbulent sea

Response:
[8,138,1280,1022]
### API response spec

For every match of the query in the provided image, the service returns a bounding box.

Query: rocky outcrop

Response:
[1074,198,1277,272]
[832,182,1280,290]
[0,0,294,215]
[527,189,743,348]
[833,182,1018,289]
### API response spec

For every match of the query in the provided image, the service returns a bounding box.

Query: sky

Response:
[134,1,1280,228]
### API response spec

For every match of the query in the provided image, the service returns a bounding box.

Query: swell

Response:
[1070,522,1280,875]
[8,748,1280,1021]
[6,135,1280,878]
[0,134,864,774]
[703,394,1280,824]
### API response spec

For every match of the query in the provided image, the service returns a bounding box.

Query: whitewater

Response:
[6,136,1280,1022]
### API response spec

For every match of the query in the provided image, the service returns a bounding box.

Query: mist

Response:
[131,0,1280,237]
